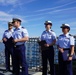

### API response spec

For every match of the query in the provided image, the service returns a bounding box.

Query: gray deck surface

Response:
[0,66,50,75]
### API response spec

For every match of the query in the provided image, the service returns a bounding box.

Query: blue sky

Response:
[0,0,76,39]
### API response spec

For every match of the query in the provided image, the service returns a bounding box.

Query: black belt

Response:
[14,44,24,47]
[63,48,70,50]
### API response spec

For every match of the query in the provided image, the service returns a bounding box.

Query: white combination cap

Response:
[44,20,52,25]
[61,24,70,28]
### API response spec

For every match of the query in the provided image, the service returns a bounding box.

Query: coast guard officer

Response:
[56,24,75,75]
[41,21,56,75]
[12,18,29,75]
[2,22,14,72]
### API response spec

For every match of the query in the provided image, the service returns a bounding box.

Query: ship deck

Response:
[0,66,49,75]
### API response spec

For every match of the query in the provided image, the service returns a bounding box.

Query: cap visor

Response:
[44,23,52,25]
[60,26,63,28]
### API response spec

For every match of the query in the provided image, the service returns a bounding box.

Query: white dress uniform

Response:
[56,24,75,75]
[3,29,13,39]
[12,24,29,75]
[40,20,56,75]
[2,27,14,71]
[12,26,29,45]
[56,33,74,48]
[41,30,56,44]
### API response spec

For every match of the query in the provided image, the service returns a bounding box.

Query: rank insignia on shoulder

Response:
[69,34,72,36]
[59,34,63,36]
[22,27,25,29]
[51,30,54,32]
[5,30,8,32]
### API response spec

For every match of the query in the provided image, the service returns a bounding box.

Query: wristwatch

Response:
[69,54,73,57]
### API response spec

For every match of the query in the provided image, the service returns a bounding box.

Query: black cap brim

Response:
[60,26,70,28]
[8,22,13,26]
[44,23,52,25]
[8,24,13,26]
[60,26,70,30]
[12,21,15,24]
[12,18,22,23]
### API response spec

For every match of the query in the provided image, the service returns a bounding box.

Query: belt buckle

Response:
[14,45,16,47]
[67,54,69,56]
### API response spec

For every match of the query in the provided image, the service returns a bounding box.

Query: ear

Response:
[68,29,70,32]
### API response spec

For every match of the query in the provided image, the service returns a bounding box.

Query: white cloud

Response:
[27,17,44,21]
[57,0,74,4]
[48,7,76,14]
[0,11,26,22]
[0,11,12,17]
[25,6,76,18]
[0,11,27,39]
[25,0,37,4]
[0,0,37,14]
[7,9,15,13]
[0,0,18,5]
[0,0,37,6]
[34,1,76,12]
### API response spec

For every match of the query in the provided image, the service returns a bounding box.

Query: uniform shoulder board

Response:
[5,30,8,32]
[14,29,16,31]
[42,31,46,34]
[59,34,63,36]
[22,27,25,29]
[44,30,46,32]
[69,34,72,36]
[51,30,54,32]
[69,34,74,37]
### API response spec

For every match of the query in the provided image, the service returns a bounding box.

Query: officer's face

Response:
[13,21,19,27]
[8,25,13,29]
[45,24,52,29]
[62,27,69,33]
